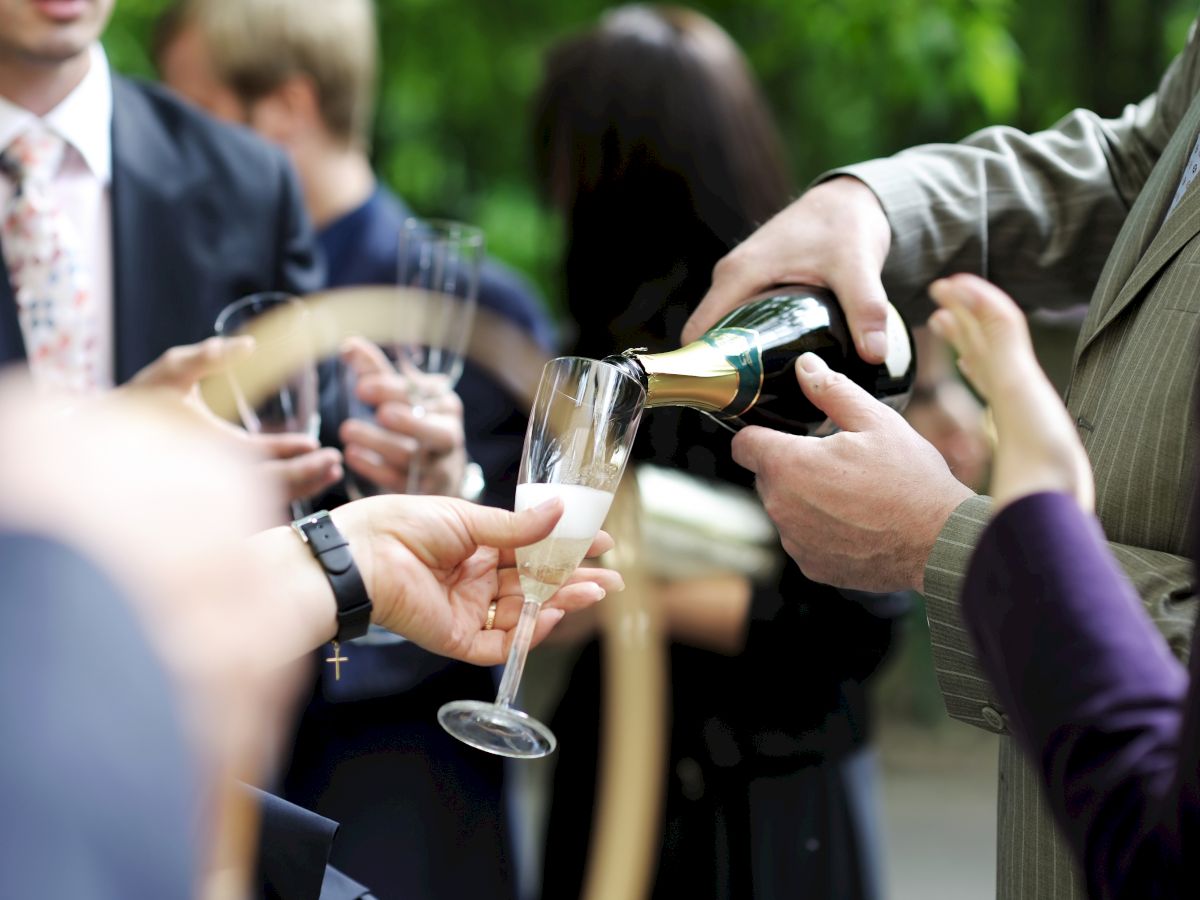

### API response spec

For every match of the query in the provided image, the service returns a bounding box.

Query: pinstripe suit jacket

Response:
[833,18,1200,900]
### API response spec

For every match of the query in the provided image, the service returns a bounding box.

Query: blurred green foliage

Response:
[104,0,1197,314]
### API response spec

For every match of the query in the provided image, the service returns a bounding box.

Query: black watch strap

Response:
[292,511,372,643]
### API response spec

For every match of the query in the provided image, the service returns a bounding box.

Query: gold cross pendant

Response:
[326,640,349,681]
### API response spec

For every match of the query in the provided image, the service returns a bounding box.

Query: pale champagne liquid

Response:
[513,483,615,604]
[517,536,597,604]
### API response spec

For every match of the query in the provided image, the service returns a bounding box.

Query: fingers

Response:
[262,448,343,502]
[928,275,1038,397]
[830,266,892,363]
[245,430,322,459]
[341,418,419,467]
[587,529,615,558]
[350,401,463,453]
[343,444,410,493]
[340,415,465,494]
[682,177,892,359]
[926,309,960,345]
[729,424,803,475]
[793,352,892,432]
[340,337,395,377]
[549,566,624,607]
[133,336,256,390]
[683,248,767,344]
[464,607,567,665]
[495,566,624,612]
[930,275,1030,344]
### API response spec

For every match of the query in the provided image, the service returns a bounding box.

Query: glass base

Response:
[437,699,557,759]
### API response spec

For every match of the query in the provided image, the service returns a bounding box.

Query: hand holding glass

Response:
[214,291,320,519]
[438,357,644,757]
[396,219,482,494]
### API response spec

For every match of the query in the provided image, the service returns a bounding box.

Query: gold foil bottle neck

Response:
[633,341,741,413]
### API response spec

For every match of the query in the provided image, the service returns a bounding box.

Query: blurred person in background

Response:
[156,0,555,505]
[156,2,556,896]
[0,360,617,899]
[530,7,905,897]
[0,0,348,507]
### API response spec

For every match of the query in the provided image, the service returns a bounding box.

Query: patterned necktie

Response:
[0,124,100,392]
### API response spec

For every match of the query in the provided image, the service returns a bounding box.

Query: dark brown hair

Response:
[532,5,793,354]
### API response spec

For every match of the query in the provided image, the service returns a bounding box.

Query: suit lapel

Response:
[109,77,201,383]
[1077,94,1200,357]
[0,253,24,365]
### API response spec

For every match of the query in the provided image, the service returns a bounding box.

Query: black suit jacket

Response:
[0,75,322,379]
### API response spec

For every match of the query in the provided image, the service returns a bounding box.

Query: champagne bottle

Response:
[602,285,915,435]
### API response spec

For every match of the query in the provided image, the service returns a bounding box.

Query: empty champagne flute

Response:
[396,218,482,494]
[438,357,644,758]
[215,291,320,519]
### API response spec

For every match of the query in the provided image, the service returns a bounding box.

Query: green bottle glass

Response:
[602,285,915,435]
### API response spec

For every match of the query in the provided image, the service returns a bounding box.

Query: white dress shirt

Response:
[0,44,114,387]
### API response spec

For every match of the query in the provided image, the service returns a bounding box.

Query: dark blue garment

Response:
[286,186,551,900]
[0,530,373,900]
[0,532,197,900]
[252,787,373,900]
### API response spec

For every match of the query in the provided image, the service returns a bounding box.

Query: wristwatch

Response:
[291,510,373,643]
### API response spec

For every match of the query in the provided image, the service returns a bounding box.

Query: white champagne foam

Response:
[515,483,614,539]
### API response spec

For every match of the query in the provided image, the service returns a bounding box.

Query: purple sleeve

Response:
[961,491,1200,899]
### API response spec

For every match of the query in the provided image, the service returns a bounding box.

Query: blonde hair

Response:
[184,0,377,147]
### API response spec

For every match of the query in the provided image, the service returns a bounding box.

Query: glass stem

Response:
[494,599,541,709]
[405,400,427,495]
[405,450,422,495]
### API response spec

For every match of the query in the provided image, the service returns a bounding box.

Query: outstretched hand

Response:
[928,274,1094,512]
[333,494,621,665]
[730,352,974,592]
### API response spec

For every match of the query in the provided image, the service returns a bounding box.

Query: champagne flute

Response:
[396,218,482,494]
[214,291,320,519]
[438,357,645,758]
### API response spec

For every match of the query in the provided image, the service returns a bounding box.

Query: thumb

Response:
[794,352,889,433]
[460,496,564,550]
[828,265,891,364]
[730,423,806,475]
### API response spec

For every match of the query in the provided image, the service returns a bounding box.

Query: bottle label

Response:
[885,304,912,379]
[702,327,763,416]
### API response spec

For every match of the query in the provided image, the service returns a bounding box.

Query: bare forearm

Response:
[660,574,751,655]
[240,526,340,663]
